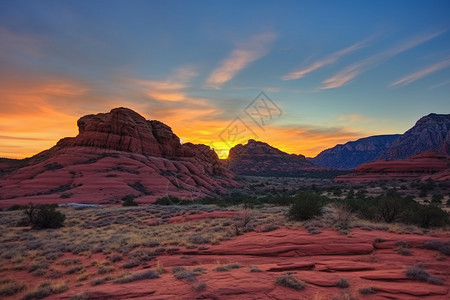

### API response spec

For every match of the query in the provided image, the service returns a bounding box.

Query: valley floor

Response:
[0,205,449,299]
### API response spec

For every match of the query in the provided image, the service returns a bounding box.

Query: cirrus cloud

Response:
[205,32,277,89]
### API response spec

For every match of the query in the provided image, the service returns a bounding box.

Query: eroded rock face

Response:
[310,135,400,170]
[335,151,450,182]
[227,139,324,176]
[378,113,450,160]
[0,108,238,206]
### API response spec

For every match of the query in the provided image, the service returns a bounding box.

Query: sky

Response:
[1,0,449,159]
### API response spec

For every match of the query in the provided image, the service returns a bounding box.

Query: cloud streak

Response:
[391,58,450,87]
[282,39,368,80]
[130,66,198,102]
[205,33,276,89]
[321,30,445,89]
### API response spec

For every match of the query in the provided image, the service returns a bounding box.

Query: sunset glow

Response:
[1,1,449,159]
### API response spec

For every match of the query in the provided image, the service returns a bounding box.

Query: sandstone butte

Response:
[0,107,239,208]
[335,151,450,183]
[227,139,325,176]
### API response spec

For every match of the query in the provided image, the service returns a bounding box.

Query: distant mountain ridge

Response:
[311,113,450,169]
[377,113,450,160]
[310,135,400,170]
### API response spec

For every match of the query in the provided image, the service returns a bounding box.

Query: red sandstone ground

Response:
[1,207,449,300]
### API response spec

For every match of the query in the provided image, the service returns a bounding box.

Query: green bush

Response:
[431,194,443,204]
[403,204,449,228]
[155,196,183,205]
[121,195,138,206]
[289,192,323,221]
[22,204,65,229]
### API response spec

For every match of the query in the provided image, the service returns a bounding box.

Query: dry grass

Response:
[276,273,306,290]
[0,278,26,297]
[22,281,68,300]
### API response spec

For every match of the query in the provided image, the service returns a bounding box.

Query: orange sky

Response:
[0,78,365,160]
[1,1,449,159]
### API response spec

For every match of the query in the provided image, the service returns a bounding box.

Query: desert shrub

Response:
[143,240,160,247]
[0,279,26,296]
[397,247,412,256]
[173,269,200,281]
[70,292,90,300]
[289,192,324,221]
[431,194,443,204]
[29,260,49,273]
[376,195,406,223]
[192,282,206,291]
[172,266,186,273]
[188,234,210,244]
[261,224,279,232]
[359,287,376,294]
[214,263,243,272]
[66,266,83,274]
[122,195,138,206]
[109,254,123,262]
[337,278,349,288]
[22,281,68,300]
[90,276,113,286]
[333,202,352,230]
[77,273,89,281]
[403,204,449,228]
[114,270,159,283]
[155,196,183,205]
[405,265,443,285]
[233,209,256,235]
[276,274,305,290]
[250,266,262,272]
[122,260,140,268]
[22,204,65,229]
[129,249,154,262]
[98,265,114,274]
[192,267,207,273]
[423,240,450,256]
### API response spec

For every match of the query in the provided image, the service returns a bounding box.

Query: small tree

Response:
[376,196,404,223]
[22,204,66,229]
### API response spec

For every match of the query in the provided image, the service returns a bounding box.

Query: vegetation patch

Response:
[22,281,68,300]
[276,274,306,290]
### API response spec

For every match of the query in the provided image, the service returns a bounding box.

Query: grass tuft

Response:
[276,274,305,290]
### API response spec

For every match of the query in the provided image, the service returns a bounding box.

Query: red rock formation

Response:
[27,227,450,300]
[335,151,450,182]
[0,108,238,207]
[227,139,325,176]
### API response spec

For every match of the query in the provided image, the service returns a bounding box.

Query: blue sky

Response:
[0,0,449,158]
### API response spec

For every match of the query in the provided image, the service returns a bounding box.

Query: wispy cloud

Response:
[430,78,450,89]
[337,113,370,123]
[321,30,445,89]
[130,66,197,102]
[391,58,450,88]
[205,33,276,89]
[282,39,368,80]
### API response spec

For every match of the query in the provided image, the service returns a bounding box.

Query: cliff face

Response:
[227,139,324,176]
[310,135,400,170]
[0,108,238,207]
[377,113,450,160]
[335,151,450,182]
